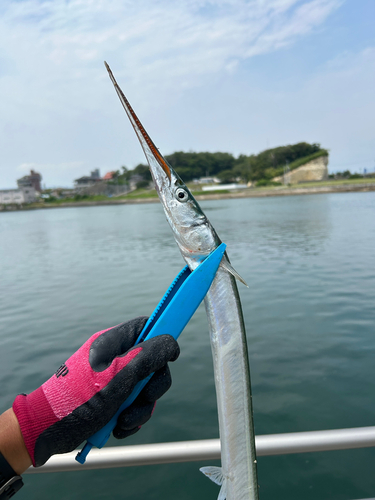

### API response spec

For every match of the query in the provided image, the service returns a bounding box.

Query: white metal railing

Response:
[25,426,375,473]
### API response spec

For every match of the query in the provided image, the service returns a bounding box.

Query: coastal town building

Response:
[91,169,100,179]
[0,187,37,204]
[17,170,42,192]
[193,177,220,184]
[103,171,116,180]
[202,183,247,192]
[74,169,102,189]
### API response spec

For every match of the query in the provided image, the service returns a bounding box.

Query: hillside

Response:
[115,142,328,185]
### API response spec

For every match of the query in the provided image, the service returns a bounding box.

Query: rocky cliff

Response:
[274,155,329,184]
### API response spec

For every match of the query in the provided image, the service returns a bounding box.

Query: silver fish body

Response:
[105,63,259,500]
[202,268,258,499]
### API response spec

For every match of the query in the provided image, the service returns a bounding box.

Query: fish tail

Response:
[200,466,227,500]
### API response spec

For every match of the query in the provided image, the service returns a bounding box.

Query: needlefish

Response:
[105,62,259,500]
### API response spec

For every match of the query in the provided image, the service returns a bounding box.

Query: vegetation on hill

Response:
[230,143,328,183]
[114,142,328,185]
[165,152,236,182]
[265,149,329,179]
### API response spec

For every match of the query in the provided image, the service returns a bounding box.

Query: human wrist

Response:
[0,408,31,475]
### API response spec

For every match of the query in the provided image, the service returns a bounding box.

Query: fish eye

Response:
[176,188,188,202]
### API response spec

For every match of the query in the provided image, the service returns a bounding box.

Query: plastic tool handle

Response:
[76,375,154,463]
[76,243,226,464]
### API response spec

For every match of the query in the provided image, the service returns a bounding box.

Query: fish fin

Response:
[200,466,227,500]
[220,260,249,287]
[218,480,227,500]
[200,466,224,486]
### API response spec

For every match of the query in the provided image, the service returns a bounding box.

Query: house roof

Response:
[103,171,115,180]
[75,176,92,182]
[74,176,102,183]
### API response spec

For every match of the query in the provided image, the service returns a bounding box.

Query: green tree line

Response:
[114,142,328,186]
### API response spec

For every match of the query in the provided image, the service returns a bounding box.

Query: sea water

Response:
[0,192,374,500]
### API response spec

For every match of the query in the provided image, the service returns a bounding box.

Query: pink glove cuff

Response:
[13,388,57,466]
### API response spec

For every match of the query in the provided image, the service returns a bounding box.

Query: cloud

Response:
[224,44,375,173]
[0,0,341,93]
[300,46,375,172]
[16,162,38,173]
[245,0,343,56]
[0,0,343,188]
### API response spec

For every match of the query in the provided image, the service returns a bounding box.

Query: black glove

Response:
[13,317,180,466]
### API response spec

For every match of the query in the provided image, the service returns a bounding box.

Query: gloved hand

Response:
[13,317,179,467]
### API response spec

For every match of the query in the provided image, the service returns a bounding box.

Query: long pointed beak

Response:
[105,62,171,183]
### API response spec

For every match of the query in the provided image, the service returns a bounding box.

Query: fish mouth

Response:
[105,61,171,183]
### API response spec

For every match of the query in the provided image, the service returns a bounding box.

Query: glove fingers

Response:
[89,317,149,372]
[114,401,155,435]
[137,365,172,404]
[111,337,179,440]
[117,334,180,388]
[113,426,140,440]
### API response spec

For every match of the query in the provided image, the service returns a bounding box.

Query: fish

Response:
[105,62,259,500]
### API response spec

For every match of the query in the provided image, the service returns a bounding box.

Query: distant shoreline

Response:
[2,182,375,212]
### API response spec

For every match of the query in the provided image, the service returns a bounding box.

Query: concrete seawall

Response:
[1,182,375,211]
[194,182,375,201]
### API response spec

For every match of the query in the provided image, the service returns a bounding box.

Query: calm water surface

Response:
[0,192,374,500]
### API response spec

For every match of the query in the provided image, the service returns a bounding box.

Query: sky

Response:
[0,0,374,189]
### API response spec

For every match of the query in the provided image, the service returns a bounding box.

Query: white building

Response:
[0,187,37,205]
[202,184,247,192]
[193,177,220,184]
